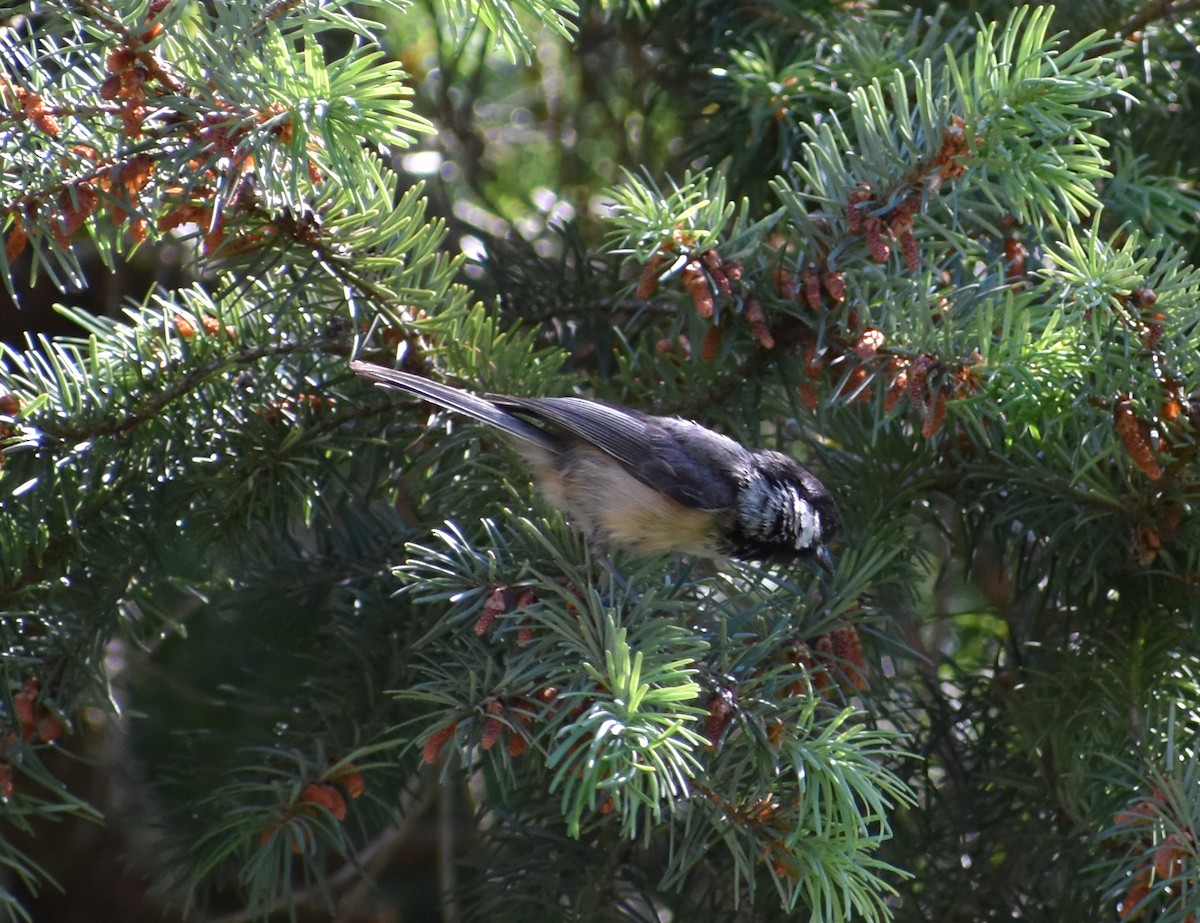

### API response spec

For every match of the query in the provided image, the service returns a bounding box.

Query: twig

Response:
[438,771,461,923]
[1115,0,1200,37]
[204,767,438,923]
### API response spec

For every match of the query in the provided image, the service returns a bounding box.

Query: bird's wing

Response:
[499,396,741,511]
[350,361,562,454]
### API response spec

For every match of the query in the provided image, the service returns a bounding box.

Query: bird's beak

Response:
[814,545,834,575]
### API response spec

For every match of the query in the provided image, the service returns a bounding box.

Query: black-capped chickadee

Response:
[351,360,838,572]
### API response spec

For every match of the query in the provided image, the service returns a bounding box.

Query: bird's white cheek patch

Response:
[794,497,818,550]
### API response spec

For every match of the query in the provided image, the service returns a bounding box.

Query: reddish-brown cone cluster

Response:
[1001,216,1029,289]
[2,82,61,137]
[847,186,922,271]
[1114,394,1163,481]
[173,311,237,342]
[639,238,770,357]
[257,761,366,853]
[1106,285,1200,490]
[0,677,66,801]
[473,583,540,644]
[2,0,329,262]
[690,783,806,882]
[640,114,982,445]
[12,677,64,744]
[421,578,562,764]
[1109,788,1197,921]
[688,621,874,886]
[703,687,736,751]
[702,623,869,758]
[784,625,869,698]
[841,112,975,273]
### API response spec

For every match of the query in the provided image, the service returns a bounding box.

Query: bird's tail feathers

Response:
[350,361,558,452]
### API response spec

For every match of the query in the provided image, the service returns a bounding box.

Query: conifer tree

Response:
[1,2,1198,922]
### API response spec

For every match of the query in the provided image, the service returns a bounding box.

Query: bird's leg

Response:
[585,536,635,599]
[597,552,632,596]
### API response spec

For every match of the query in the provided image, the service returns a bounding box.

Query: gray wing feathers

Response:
[350,362,560,453]
[352,361,744,512]
[502,396,741,511]
[496,397,655,468]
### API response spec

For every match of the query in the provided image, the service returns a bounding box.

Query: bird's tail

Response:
[350,360,560,453]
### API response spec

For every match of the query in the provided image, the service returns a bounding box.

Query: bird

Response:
[351,360,838,572]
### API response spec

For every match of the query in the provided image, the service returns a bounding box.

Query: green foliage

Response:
[435,0,580,63]
[605,169,751,257]
[1097,743,1200,923]
[2,0,1200,921]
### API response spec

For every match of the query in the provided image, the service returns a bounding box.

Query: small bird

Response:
[351,360,838,572]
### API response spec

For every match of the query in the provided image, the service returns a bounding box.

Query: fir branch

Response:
[3,3,1200,920]
[65,0,187,92]
[203,769,438,923]
[1114,0,1200,38]
[28,335,336,444]
[0,467,140,609]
